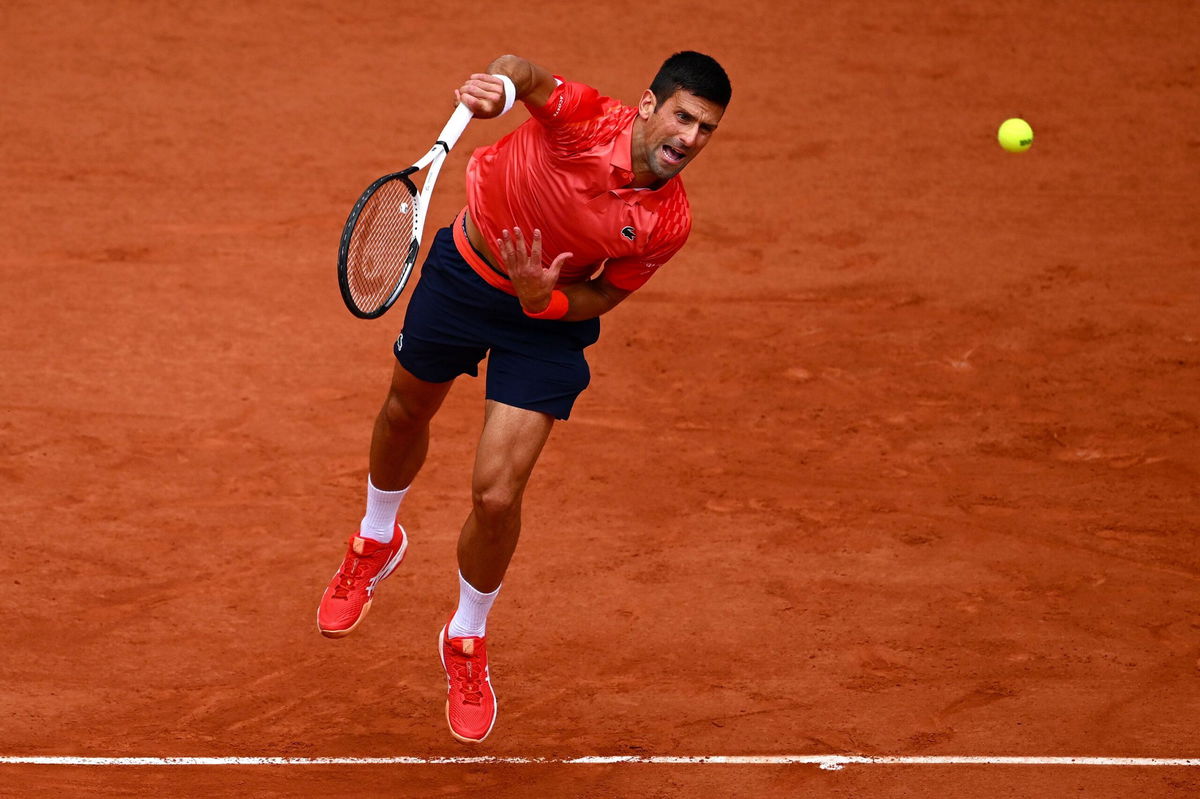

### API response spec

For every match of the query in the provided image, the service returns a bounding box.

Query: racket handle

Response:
[436,103,474,153]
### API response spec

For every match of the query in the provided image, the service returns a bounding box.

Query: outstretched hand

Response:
[456,73,509,119]
[496,227,572,314]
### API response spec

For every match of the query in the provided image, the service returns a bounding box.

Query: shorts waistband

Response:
[453,207,516,296]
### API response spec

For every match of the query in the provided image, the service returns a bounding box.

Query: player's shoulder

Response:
[529,77,632,131]
[566,105,636,150]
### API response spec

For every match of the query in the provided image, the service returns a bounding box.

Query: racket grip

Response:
[437,104,474,153]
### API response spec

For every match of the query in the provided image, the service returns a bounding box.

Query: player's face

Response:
[636,88,724,182]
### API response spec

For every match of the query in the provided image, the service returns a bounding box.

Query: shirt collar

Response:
[606,112,671,210]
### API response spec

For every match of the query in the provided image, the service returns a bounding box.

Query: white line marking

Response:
[0,756,1196,768]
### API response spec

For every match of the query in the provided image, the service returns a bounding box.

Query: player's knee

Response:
[471,482,521,528]
[380,387,432,432]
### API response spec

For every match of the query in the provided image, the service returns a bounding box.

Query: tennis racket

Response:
[337,103,474,319]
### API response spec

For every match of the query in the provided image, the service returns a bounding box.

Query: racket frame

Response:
[337,103,474,319]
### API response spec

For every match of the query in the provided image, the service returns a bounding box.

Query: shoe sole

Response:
[318,598,372,639]
[316,530,408,639]
[439,624,497,744]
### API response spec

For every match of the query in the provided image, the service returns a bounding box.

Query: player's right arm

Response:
[455,55,557,119]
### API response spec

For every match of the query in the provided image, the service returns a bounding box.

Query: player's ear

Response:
[638,89,658,120]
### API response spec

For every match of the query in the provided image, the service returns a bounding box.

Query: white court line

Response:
[0,756,1197,770]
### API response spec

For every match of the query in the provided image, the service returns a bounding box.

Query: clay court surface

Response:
[2,1,1198,796]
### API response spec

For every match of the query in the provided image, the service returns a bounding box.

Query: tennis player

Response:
[318,51,731,743]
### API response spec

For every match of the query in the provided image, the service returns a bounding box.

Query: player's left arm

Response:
[559,272,634,321]
[496,227,633,321]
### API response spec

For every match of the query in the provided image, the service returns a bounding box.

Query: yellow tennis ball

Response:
[998,118,1034,153]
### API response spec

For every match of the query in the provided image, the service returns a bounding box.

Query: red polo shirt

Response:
[462,78,692,293]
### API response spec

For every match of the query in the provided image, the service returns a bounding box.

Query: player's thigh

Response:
[471,400,555,500]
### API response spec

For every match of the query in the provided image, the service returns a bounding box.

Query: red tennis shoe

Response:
[439,623,497,743]
[316,525,407,638]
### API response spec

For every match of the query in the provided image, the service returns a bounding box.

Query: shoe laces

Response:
[450,649,484,706]
[331,551,373,600]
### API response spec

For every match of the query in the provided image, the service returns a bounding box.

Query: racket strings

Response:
[345,179,419,312]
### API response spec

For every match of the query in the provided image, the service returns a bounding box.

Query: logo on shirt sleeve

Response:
[620,226,636,241]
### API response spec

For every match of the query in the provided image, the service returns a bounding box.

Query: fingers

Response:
[459,74,499,93]
[496,230,516,266]
[529,228,545,264]
[458,92,482,114]
[546,251,572,285]
[547,250,573,276]
[457,74,505,117]
[529,230,571,276]
[496,227,571,274]
[509,228,547,271]
[497,228,522,265]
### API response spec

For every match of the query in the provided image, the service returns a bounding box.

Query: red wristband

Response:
[523,290,569,320]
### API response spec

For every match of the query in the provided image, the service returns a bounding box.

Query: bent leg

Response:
[457,400,555,592]
[317,361,450,637]
[369,360,455,491]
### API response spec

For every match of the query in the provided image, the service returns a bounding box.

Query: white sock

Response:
[447,572,500,638]
[358,476,408,543]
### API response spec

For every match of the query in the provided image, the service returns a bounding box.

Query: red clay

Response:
[1,1,1197,796]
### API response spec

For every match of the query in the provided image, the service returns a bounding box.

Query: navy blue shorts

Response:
[394,224,601,420]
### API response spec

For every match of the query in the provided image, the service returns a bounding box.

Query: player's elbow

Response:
[575,280,631,319]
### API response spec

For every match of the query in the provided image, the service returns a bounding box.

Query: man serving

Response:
[318,51,731,743]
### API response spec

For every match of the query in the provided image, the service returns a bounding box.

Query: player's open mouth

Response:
[661,144,686,164]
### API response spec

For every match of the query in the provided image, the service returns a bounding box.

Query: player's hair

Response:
[649,51,732,109]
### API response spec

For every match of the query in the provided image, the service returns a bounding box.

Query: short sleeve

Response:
[525,78,633,154]
[526,78,608,126]
[601,238,688,292]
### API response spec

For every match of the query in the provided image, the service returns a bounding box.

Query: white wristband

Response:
[492,73,517,115]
